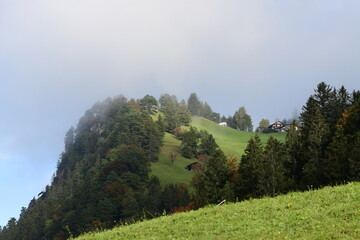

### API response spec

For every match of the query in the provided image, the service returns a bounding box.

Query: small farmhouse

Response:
[268,121,299,132]
[268,121,285,131]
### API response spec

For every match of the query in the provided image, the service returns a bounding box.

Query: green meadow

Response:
[75,182,360,240]
[150,116,286,186]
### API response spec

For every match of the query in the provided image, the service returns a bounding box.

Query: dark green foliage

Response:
[301,105,330,188]
[257,137,286,197]
[324,126,349,184]
[0,95,168,240]
[177,100,191,126]
[233,106,253,132]
[160,184,191,213]
[192,150,233,207]
[180,127,200,158]
[284,121,302,188]
[236,135,263,199]
[162,100,180,132]
[198,131,218,156]
[138,95,158,114]
[180,127,218,159]
[348,132,360,180]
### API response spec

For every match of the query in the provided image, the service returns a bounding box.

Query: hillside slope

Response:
[150,116,286,185]
[191,116,285,157]
[75,182,360,240]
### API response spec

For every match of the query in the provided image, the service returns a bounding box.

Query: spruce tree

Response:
[258,137,286,197]
[177,100,191,126]
[187,93,202,116]
[301,106,330,188]
[284,121,302,189]
[236,135,263,199]
[192,149,232,206]
[324,126,349,184]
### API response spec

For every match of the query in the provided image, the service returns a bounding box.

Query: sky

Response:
[1,0,360,226]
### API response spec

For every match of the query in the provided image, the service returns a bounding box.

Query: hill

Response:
[75,182,360,239]
[150,116,285,185]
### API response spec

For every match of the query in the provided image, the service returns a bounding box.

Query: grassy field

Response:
[150,117,286,186]
[75,182,360,240]
[191,117,286,157]
[150,133,195,186]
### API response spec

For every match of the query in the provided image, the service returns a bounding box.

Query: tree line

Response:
[0,95,184,240]
[0,92,223,240]
[189,82,360,207]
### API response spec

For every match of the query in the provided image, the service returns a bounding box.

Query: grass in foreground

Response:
[75,182,360,240]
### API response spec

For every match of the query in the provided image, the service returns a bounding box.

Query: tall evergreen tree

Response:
[284,121,302,188]
[180,127,200,158]
[198,131,218,156]
[234,107,253,132]
[236,135,263,199]
[301,105,330,188]
[192,149,232,207]
[187,93,202,116]
[177,100,191,126]
[324,126,349,184]
[258,137,286,197]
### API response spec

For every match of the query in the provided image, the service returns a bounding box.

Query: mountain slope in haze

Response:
[75,182,360,240]
[150,116,285,185]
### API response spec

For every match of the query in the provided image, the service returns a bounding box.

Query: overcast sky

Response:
[1,0,360,226]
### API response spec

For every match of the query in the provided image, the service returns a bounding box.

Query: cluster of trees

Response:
[187,93,221,123]
[0,95,190,240]
[222,106,253,132]
[158,94,191,132]
[179,127,219,158]
[191,82,360,207]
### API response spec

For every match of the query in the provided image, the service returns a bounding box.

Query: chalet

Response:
[268,121,299,132]
[268,121,285,131]
[219,122,227,127]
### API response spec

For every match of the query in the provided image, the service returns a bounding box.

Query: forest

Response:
[0,82,360,240]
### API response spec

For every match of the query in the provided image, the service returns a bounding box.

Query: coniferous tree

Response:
[187,93,202,116]
[180,127,200,158]
[258,137,286,197]
[139,95,158,114]
[349,132,360,181]
[192,149,232,207]
[301,105,330,188]
[198,131,218,156]
[236,135,263,199]
[177,100,191,126]
[284,121,302,189]
[234,107,253,132]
